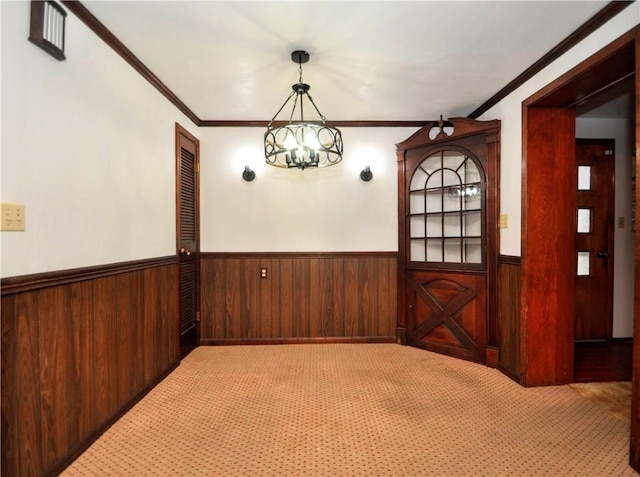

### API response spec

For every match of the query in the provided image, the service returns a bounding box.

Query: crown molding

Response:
[467,1,634,119]
[62,1,632,126]
[198,120,430,128]
[61,0,202,126]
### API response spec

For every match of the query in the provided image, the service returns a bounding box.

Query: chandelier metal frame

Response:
[264,50,343,170]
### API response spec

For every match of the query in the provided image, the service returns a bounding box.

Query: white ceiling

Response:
[82,1,613,122]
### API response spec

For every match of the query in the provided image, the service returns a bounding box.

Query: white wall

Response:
[4,0,638,277]
[1,1,196,278]
[480,4,639,256]
[199,127,417,252]
[576,118,635,337]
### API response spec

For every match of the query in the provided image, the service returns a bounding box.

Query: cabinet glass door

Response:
[408,150,485,267]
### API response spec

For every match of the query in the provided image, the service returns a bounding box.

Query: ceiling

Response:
[81,1,618,122]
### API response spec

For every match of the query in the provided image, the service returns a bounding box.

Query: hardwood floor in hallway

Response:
[574,339,633,382]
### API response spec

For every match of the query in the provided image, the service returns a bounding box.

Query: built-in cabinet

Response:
[397,118,500,365]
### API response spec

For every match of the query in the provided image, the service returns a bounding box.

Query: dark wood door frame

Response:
[521,25,638,472]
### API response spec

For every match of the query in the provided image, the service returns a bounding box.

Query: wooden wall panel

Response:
[630,30,640,472]
[1,295,17,477]
[200,253,397,343]
[73,282,96,439]
[0,259,179,477]
[358,257,375,336]
[92,277,116,430]
[277,258,294,337]
[343,258,359,336]
[143,268,158,386]
[39,286,70,471]
[379,256,396,336]
[497,256,522,383]
[293,258,311,337]
[17,292,44,476]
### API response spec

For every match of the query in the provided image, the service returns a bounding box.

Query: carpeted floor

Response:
[61,344,635,476]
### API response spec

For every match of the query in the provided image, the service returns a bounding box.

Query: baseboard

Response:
[200,337,397,346]
[486,346,499,368]
[396,327,407,345]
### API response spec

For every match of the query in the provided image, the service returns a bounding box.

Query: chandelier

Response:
[264,50,343,170]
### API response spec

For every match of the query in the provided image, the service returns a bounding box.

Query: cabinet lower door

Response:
[406,270,486,363]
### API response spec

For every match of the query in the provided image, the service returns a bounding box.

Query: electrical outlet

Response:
[1,203,26,231]
[499,214,509,229]
[618,216,625,229]
[260,268,268,279]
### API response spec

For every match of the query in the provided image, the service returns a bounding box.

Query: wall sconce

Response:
[360,166,373,182]
[242,166,256,182]
[29,0,67,61]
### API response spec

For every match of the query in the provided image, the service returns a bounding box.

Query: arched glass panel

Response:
[409,149,484,265]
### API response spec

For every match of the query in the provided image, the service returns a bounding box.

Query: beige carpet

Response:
[62,344,635,476]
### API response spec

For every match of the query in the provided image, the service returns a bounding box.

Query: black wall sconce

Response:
[360,166,373,182]
[242,166,256,182]
[29,0,67,61]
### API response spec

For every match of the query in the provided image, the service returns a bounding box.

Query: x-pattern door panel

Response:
[408,270,486,362]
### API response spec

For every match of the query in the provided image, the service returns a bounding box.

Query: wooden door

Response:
[575,139,615,341]
[397,119,500,365]
[176,124,200,358]
[403,146,487,363]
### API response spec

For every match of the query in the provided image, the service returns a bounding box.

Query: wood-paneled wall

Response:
[200,253,397,343]
[1,258,179,477]
[631,38,640,471]
[497,255,522,383]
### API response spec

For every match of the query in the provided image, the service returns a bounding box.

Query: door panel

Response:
[407,271,486,361]
[575,139,614,340]
[176,124,200,358]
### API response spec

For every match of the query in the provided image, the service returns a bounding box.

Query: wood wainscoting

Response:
[200,252,397,344]
[497,255,522,383]
[1,257,179,477]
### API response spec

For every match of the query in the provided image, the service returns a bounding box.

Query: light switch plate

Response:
[499,214,509,229]
[1,203,26,231]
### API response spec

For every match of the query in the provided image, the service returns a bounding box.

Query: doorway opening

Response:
[573,79,635,383]
[521,28,636,387]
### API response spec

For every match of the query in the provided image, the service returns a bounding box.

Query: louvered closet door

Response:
[176,124,200,358]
